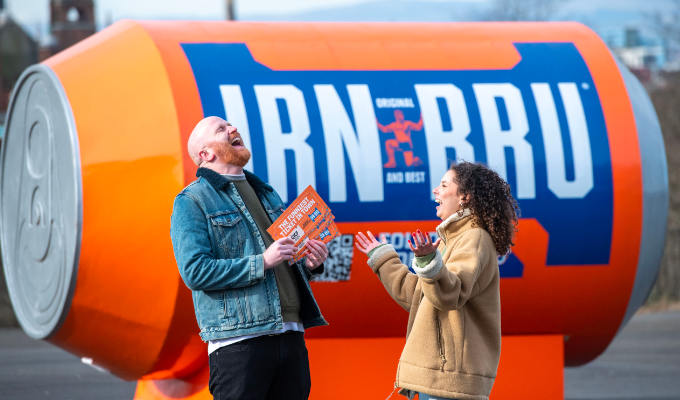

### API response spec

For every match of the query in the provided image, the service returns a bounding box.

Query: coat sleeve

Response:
[367,244,418,311]
[414,229,492,311]
[170,193,265,291]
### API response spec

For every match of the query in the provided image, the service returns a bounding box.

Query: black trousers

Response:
[208,331,311,400]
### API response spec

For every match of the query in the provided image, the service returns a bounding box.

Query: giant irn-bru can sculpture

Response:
[0,21,668,399]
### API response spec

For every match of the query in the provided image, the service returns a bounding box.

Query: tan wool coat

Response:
[368,212,501,400]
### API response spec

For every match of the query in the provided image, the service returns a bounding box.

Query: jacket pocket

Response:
[223,291,234,321]
[208,210,244,256]
[435,316,447,371]
[223,274,276,327]
[196,290,225,328]
[209,210,242,227]
[441,313,460,372]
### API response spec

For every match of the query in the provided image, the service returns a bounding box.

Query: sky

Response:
[6,0,376,27]
[3,0,356,42]
[3,0,486,44]
[3,0,677,46]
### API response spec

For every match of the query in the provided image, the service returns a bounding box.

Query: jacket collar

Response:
[196,167,273,196]
[436,208,473,244]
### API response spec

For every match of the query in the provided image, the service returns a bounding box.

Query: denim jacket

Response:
[170,168,327,341]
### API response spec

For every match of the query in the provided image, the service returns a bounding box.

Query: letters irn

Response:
[220,82,593,203]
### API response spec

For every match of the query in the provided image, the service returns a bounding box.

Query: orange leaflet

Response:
[267,186,339,262]
[292,216,340,263]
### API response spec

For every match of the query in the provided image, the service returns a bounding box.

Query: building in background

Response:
[0,0,96,126]
[0,0,38,125]
[46,0,95,55]
[611,27,667,87]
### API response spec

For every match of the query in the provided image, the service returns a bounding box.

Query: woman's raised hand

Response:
[354,231,386,256]
[408,229,441,257]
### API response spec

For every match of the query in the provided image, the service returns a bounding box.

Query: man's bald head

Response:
[187,116,250,173]
[187,116,223,166]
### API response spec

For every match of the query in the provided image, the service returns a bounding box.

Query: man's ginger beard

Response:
[211,141,251,167]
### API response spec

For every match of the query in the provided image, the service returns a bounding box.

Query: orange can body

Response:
[0,20,668,399]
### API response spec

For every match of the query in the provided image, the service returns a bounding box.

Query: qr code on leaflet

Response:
[313,234,353,282]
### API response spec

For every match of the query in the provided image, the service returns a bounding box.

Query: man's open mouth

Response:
[231,137,243,146]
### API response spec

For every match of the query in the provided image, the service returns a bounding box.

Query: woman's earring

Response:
[457,203,464,217]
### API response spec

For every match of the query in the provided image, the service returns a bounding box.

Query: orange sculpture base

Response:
[491,335,564,399]
[135,335,564,400]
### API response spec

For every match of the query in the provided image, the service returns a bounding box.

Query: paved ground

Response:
[0,311,678,399]
[565,310,680,400]
[0,328,136,399]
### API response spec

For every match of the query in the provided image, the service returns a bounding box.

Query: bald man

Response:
[170,116,329,400]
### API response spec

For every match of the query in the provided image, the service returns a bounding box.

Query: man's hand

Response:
[263,238,297,269]
[303,239,328,270]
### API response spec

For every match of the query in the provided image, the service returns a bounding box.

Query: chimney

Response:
[226,0,235,20]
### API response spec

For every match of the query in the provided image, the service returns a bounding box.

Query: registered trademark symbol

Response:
[581,82,590,90]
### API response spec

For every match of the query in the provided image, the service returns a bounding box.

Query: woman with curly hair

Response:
[355,161,519,400]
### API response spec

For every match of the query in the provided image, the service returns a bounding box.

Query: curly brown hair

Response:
[450,162,519,255]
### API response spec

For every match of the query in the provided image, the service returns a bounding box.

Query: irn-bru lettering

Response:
[184,42,611,267]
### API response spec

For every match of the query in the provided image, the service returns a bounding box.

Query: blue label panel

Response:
[182,42,613,266]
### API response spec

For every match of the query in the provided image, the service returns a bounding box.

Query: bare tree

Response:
[648,0,680,69]
[484,0,563,21]
[643,1,680,305]
[648,75,680,304]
